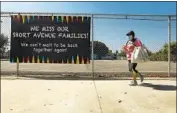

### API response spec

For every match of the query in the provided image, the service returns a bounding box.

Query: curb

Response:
[1,71,176,78]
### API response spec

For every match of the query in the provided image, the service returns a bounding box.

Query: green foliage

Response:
[118,50,126,57]
[90,41,109,59]
[0,34,8,55]
[107,50,113,56]
[149,41,176,61]
[112,53,117,59]
[115,50,119,55]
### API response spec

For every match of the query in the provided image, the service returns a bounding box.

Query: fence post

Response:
[91,14,94,78]
[168,15,171,77]
[0,21,2,77]
[17,58,19,78]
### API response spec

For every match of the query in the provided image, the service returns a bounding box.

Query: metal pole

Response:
[1,11,176,17]
[16,57,19,78]
[17,61,19,78]
[91,14,94,78]
[168,16,171,77]
[0,21,2,77]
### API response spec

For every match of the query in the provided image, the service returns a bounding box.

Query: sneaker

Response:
[129,80,138,86]
[139,74,144,83]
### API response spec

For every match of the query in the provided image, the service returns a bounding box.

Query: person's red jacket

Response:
[124,38,142,60]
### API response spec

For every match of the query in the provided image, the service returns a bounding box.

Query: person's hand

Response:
[127,46,134,52]
[122,45,126,51]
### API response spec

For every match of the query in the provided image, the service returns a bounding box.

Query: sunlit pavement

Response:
[1,79,176,113]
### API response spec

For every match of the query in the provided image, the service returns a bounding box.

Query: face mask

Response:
[128,35,133,40]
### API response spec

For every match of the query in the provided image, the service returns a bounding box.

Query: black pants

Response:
[128,60,138,73]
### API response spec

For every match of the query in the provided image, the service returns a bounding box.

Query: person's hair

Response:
[126,31,135,37]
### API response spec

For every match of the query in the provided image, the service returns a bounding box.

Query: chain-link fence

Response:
[1,12,176,78]
[93,15,176,75]
[170,20,176,74]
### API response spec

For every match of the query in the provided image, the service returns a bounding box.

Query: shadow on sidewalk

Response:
[139,83,176,91]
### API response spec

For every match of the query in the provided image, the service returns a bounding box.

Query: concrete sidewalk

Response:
[1,80,176,113]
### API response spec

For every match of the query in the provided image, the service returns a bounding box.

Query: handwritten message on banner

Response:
[10,15,91,64]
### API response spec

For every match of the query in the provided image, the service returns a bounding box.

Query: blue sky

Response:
[1,2,176,52]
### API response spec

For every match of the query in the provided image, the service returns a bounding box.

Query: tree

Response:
[114,50,119,59]
[107,50,113,56]
[90,41,109,59]
[115,50,119,55]
[0,34,8,57]
[112,53,117,60]
[171,46,177,63]
[149,42,176,61]
[118,50,126,57]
